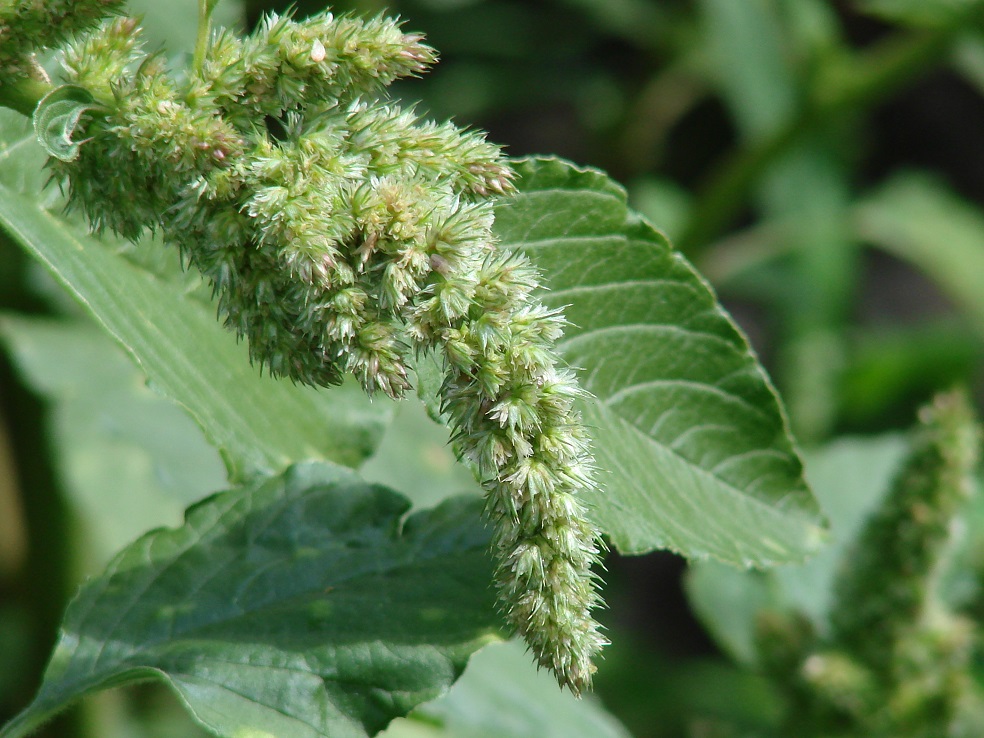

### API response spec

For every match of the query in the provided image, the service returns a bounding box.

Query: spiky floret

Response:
[194,10,437,123]
[0,0,127,78]
[415,250,609,693]
[44,9,606,692]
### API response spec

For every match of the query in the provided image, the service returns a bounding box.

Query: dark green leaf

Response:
[496,157,824,565]
[1,463,499,738]
[32,85,100,162]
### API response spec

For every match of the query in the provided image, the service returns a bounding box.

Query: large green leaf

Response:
[381,641,631,738]
[1,463,499,738]
[0,315,227,567]
[0,110,390,483]
[495,157,823,564]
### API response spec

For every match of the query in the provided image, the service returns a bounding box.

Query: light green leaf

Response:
[687,434,907,663]
[32,85,100,162]
[855,171,984,338]
[360,400,481,511]
[0,110,391,483]
[1,463,499,738]
[381,641,632,738]
[495,157,824,565]
[698,0,797,139]
[126,0,244,57]
[0,315,226,567]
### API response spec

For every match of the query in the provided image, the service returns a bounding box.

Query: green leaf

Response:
[0,110,391,483]
[381,641,632,738]
[855,171,984,338]
[360,400,481,511]
[495,157,824,565]
[1,463,499,738]
[857,0,983,27]
[698,0,797,139]
[32,85,100,162]
[126,0,244,56]
[686,434,907,663]
[0,315,227,567]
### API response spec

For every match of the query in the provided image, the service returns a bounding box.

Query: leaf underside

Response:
[495,157,824,565]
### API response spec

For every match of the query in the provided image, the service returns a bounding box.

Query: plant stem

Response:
[0,76,53,117]
[193,0,217,76]
[678,19,979,254]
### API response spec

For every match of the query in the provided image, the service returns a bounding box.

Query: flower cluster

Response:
[0,0,126,79]
[41,6,605,692]
[417,250,609,692]
[757,391,984,735]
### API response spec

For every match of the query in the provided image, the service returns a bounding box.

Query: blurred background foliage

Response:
[6,0,984,736]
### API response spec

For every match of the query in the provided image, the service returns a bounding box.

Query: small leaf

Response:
[495,157,824,565]
[1,463,499,738]
[32,85,101,162]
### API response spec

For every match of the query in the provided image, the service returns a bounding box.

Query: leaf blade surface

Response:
[3,463,498,738]
[496,157,823,563]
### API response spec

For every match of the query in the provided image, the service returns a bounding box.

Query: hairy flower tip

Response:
[491,480,609,696]
[59,15,142,101]
[0,0,128,77]
[432,244,608,693]
[230,10,438,118]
